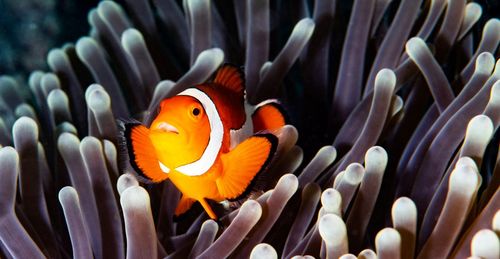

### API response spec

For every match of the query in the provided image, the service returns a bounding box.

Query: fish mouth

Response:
[157,122,179,134]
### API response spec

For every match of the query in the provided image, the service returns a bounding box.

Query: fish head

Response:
[149,95,210,168]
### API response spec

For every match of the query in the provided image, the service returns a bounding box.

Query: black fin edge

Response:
[226,133,279,202]
[117,119,155,184]
[252,100,291,126]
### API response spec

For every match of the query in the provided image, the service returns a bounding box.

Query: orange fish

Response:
[121,64,287,219]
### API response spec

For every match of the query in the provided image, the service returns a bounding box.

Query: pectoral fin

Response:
[217,134,278,200]
[122,122,168,183]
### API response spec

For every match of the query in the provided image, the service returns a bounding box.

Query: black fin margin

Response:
[253,100,291,125]
[226,133,279,202]
[117,119,155,184]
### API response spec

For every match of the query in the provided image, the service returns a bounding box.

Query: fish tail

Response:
[252,100,288,133]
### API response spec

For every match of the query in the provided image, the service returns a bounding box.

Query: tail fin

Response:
[252,100,288,133]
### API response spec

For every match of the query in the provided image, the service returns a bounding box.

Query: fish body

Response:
[122,64,286,219]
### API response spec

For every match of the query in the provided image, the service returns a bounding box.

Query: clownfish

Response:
[121,64,287,219]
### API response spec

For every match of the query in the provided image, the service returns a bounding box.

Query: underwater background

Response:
[0,0,499,157]
[0,0,499,258]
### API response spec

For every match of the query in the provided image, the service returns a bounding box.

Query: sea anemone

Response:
[0,0,498,258]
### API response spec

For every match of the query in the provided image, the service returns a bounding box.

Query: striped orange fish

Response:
[121,64,287,219]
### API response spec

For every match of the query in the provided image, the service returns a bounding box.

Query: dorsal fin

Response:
[213,64,245,96]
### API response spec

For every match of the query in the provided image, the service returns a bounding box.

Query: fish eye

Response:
[188,103,203,121]
[192,107,200,116]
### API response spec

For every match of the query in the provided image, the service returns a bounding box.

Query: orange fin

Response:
[213,64,245,97]
[217,134,278,200]
[199,199,218,220]
[252,101,288,133]
[175,195,196,217]
[122,122,168,183]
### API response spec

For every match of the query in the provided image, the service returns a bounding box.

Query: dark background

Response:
[0,0,497,81]
[0,0,99,77]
